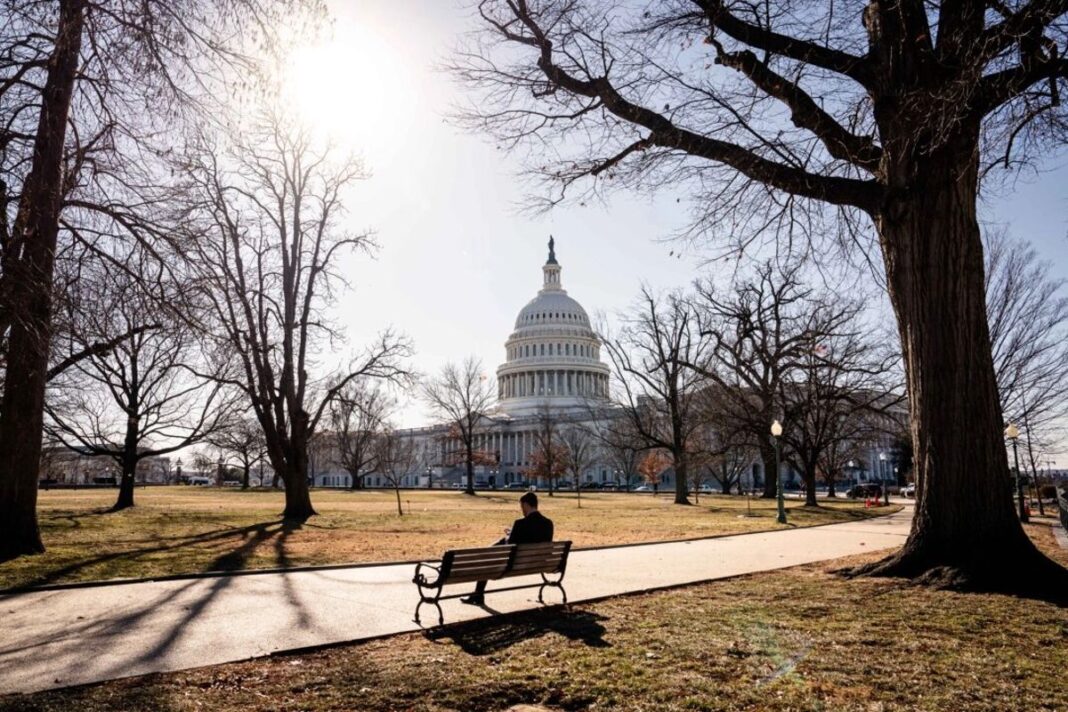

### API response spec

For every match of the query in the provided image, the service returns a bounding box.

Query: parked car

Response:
[633,485,652,492]
[698,484,715,494]
[845,483,883,499]
[902,483,916,498]
[580,481,601,490]
[504,482,530,490]
[556,480,573,490]
[601,482,618,491]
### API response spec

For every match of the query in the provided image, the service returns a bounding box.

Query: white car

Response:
[633,485,652,492]
[902,483,916,497]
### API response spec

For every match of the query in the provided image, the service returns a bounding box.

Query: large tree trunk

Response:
[0,0,86,561]
[280,448,316,522]
[241,465,250,490]
[855,124,1068,598]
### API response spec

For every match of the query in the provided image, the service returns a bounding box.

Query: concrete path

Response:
[0,506,911,695]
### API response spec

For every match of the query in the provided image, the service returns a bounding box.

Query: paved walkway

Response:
[0,506,911,695]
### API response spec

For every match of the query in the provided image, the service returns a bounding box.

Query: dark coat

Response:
[506,510,554,545]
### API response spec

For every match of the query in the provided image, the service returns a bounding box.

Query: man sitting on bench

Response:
[461,491,553,605]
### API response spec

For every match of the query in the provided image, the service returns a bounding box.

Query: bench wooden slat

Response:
[447,564,511,578]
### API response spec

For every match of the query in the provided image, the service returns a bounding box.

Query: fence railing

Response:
[1057,484,1068,532]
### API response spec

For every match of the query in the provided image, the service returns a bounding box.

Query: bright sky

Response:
[287,1,1068,462]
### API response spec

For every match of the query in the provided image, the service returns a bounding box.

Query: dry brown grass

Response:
[0,488,893,590]
[4,520,1064,712]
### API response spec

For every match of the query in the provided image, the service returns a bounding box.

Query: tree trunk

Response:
[802,463,818,507]
[281,449,316,522]
[394,485,403,516]
[241,465,250,490]
[827,479,837,498]
[464,445,475,495]
[673,453,691,505]
[0,0,86,561]
[853,125,1068,599]
[759,443,777,498]
[113,465,136,511]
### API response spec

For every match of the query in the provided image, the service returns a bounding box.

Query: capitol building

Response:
[394,238,632,489]
[313,238,665,490]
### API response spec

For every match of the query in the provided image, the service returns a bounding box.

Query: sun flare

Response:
[283,25,412,149]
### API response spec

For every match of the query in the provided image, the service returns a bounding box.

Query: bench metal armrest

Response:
[413,561,442,587]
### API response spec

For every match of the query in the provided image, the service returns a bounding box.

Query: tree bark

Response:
[759,443,777,499]
[241,465,250,490]
[0,0,86,561]
[113,468,136,511]
[673,452,691,505]
[280,449,316,522]
[853,124,1068,598]
[801,462,818,507]
[464,444,475,495]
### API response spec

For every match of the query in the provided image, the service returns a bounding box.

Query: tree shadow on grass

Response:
[5,519,292,590]
[426,608,611,655]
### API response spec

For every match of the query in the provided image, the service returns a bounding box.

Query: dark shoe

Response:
[460,595,484,605]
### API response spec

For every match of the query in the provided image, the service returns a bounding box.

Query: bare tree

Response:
[778,324,904,507]
[0,0,317,559]
[986,229,1068,445]
[210,416,268,490]
[525,401,566,496]
[421,357,496,495]
[590,414,643,491]
[603,288,709,505]
[561,424,595,507]
[688,262,855,499]
[374,426,418,516]
[455,0,1068,595]
[182,117,411,523]
[330,379,391,490]
[45,269,227,510]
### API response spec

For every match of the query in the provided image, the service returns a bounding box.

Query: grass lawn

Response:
[3,520,1063,712]
[0,487,896,590]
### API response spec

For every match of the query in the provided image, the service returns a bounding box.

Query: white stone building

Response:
[311,238,670,490]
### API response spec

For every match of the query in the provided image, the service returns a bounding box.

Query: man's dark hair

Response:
[520,492,538,508]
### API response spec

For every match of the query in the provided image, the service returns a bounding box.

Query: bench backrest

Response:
[439,541,572,585]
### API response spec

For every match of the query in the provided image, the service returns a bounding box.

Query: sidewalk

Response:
[0,506,911,695]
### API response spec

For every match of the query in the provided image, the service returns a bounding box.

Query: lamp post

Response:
[426,466,433,489]
[1004,423,1029,523]
[771,419,786,524]
[878,452,890,505]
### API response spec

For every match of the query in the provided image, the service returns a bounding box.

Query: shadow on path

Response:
[426,608,611,655]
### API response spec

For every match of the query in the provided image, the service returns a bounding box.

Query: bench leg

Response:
[414,587,445,627]
[538,573,567,606]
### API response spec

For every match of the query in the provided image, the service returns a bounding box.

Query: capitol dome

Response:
[496,238,611,417]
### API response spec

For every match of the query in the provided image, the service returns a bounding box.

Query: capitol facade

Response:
[390,238,633,489]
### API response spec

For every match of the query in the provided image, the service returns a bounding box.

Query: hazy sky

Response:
[303,1,1068,455]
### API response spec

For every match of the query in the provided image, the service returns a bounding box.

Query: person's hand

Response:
[504,527,511,535]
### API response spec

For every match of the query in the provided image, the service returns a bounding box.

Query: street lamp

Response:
[771,419,786,524]
[1005,423,1029,522]
[878,452,890,505]
[426,466,433,489]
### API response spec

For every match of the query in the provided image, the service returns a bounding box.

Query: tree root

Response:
[838,542,1068,605]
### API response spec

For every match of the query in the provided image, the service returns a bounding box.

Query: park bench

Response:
[412,540,572,626]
